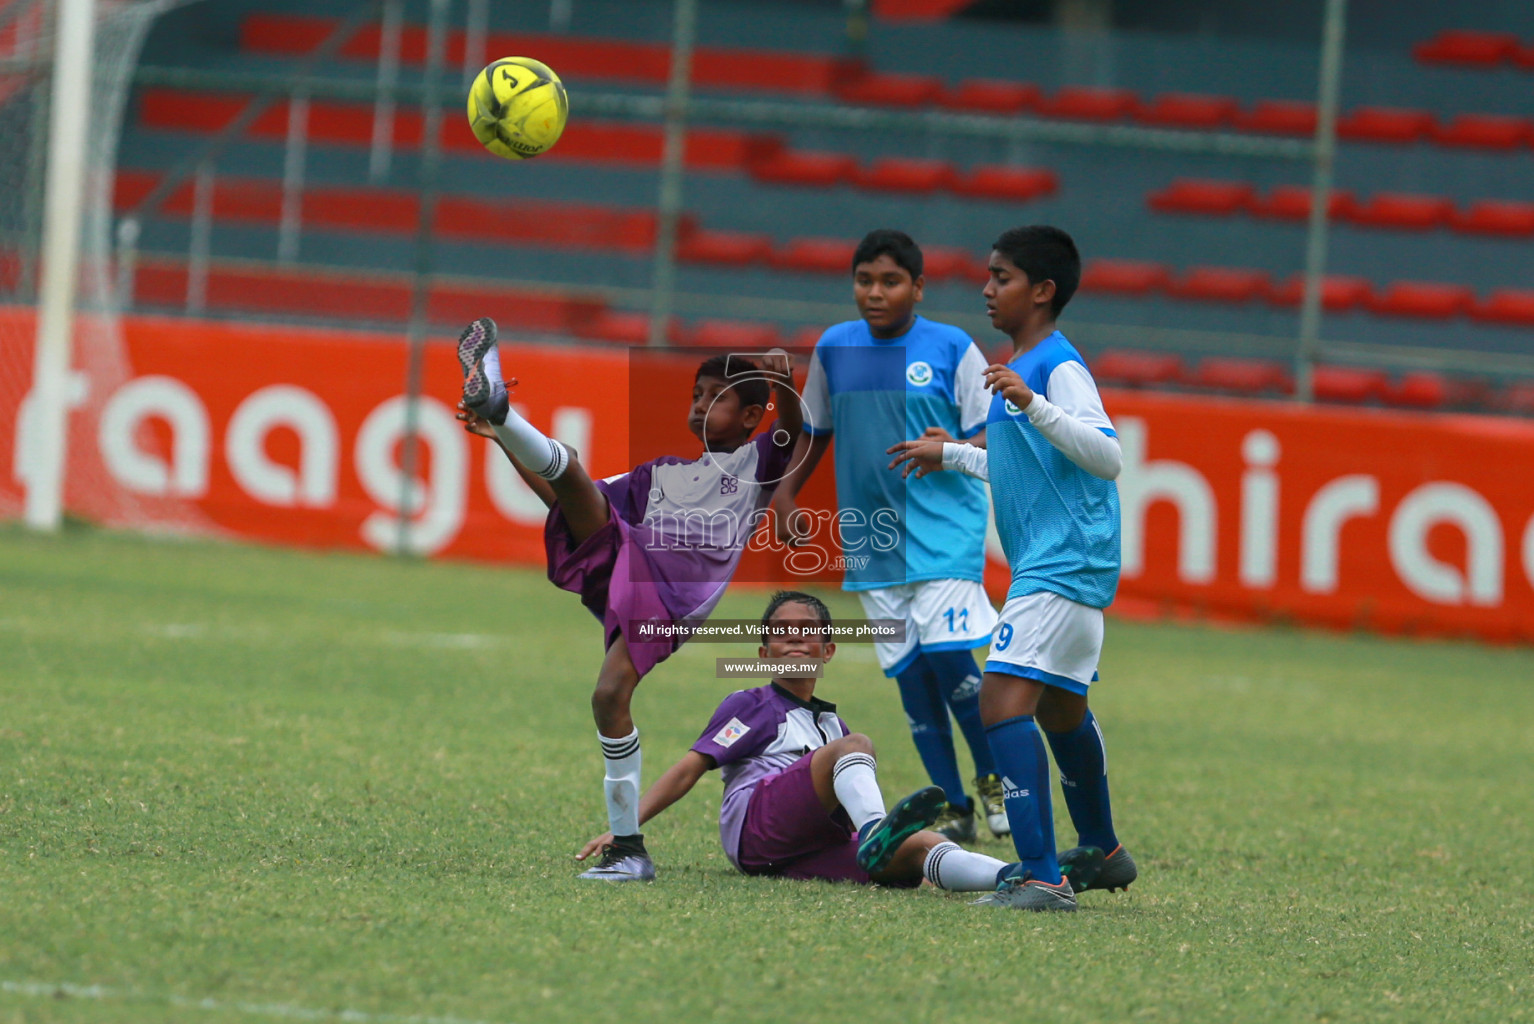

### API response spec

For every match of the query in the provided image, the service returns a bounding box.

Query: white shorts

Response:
[856,578,998,676]
[984,591,1103,695]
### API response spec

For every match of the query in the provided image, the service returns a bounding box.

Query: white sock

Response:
[599,729,642,837]
[492,409,568,480]
[480,344,504,386]
[831,752,885,830]
[923,840,1009,892]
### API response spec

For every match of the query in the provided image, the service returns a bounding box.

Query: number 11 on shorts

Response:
[944,607,969,633]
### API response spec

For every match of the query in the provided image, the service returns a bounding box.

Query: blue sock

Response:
[1044,709,1119,854]
[985,714,1060,884]
[923,649,997,778]
[893,657,966,807]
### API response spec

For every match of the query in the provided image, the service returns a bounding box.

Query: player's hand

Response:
[772,493,809,547]
[983,364,1034,409]
[920,426,957,443]
[886,439,947,479]
[759,347,794,389]
[576,831,615,861]
[455,401,496,439]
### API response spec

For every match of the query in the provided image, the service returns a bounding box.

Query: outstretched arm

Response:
[456,401,557,508]
[770,345,832,544]
[760,348,802,442]
[576,750,713,860]
[770,431,832,544]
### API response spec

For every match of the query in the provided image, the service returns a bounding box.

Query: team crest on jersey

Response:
[1004,398,1023,416]
[713,717,751,747]
[905,361,933,386]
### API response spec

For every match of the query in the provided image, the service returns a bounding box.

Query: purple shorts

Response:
[544,502,679,679]
[737,753,919,887]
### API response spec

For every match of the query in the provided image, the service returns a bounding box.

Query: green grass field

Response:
[1,525,1530,1024]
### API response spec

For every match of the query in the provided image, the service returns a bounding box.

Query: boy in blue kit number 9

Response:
[771,229,1006,846]
[890,225,1137,912]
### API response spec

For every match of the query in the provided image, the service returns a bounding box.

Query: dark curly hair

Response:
[759,590,833,645]
[696,354,770,409]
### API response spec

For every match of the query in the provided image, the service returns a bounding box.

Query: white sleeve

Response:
[801,348,832,436]
[954,343,991,438]
[1026,361,1121,480]
[941,442,989,482]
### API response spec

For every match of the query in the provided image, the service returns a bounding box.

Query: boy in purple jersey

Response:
[578,592,1014,892]
[454,317,800,883]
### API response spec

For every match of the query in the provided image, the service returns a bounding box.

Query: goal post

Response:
[25,0,95,530]
[2,0,204,533]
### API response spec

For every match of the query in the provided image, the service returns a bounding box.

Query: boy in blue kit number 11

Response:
[890,225,1137,912]
[771,229,1006,846]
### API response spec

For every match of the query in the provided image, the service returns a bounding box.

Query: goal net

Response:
[0,0,205,529]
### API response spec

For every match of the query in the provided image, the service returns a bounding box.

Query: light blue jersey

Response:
[988,331,1121,608]
[802,316,991,591]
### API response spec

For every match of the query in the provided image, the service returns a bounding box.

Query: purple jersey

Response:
[598,427,790,624]
[690,683,850,869]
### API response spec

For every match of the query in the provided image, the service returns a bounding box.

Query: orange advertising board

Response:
[2,310,1531,643]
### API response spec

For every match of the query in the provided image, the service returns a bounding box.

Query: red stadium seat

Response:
[1345,192,1454,231]
[428,284,603,335]
[937,79,1041,114]
[1091,349,1184,387]
[116,170,693,256]
[950,165,1058,202]
[834,71,943,107]
[750,150,859,188]
[1470,289,1534,327]
[1036,86,1138,121]
[1185,358,1293,395]
[1312,366,1389,404]
[920,246,984,282]
[1497,381,1534,415]
[1412,30,1519,67]
[1266,274,1374,312]
[1234,100,1317,136]
[683,319,783,349]
[1167,266,1272,303]
[675,230,773,267]
[1250,185,1356,221]
[768,237,857,275]
[1336,106,1437,144]
[241,13,855,96]
[1432,114,1532,150]
[1516,44,1534,70]
[855,157,957,194]
[136,87,771,169]
[436,196,680,250]
[1383,372,1450,410]
[573,311,680,346]
[1077,259,1170,296]
[1146,179,1256,216]
[0,251,20,292]
[1370,281,1474,319]
[786,325,827,350]
[1451,201,1534,237]
[1134,93,1239,129]
[132,257,606,330]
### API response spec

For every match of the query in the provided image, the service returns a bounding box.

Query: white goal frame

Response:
[24,0,95,530]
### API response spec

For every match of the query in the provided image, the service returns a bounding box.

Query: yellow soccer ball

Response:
[466,56,569,160]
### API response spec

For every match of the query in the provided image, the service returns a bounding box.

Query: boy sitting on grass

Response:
[577,591,1013,892]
